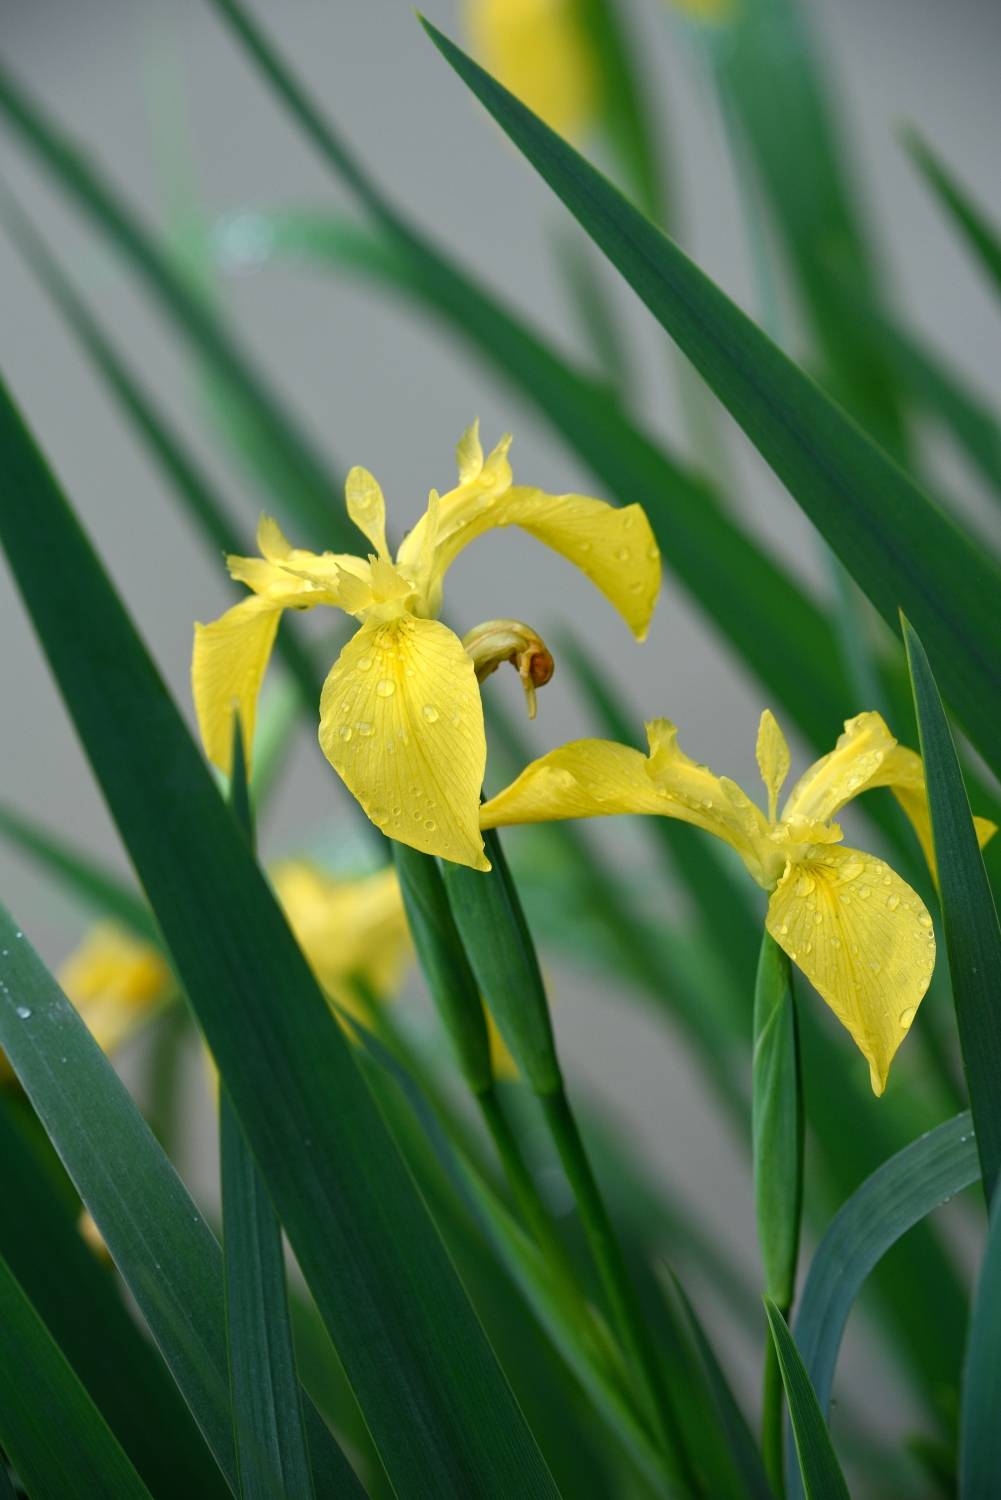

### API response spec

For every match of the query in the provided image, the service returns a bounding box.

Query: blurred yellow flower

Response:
[270,860,411,1021]
[193,422,660,871]
[481,710,997,1094]
[665,0,736,24]
[465,0,599,141]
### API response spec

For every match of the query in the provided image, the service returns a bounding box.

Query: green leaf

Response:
[763,1300,850,1500]
[0,1251,155,1500]
[0,376,556,1500]
[793,1111,978,1422]
[903,617,1001,1203]
[752,935,803,1310]
[0,801,155,940]
[578,0,667,225]
[0,58,341,546]
[222,730,315,1500]
[961,1193,1001,1496]
[422,19,1001,786]
[905,130,1001,303]
[0,1091,229,1499]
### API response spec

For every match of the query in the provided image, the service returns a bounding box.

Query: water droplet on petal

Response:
[376,679,395,698]
[338,725,352,742]
[899,1006,916,1028]
[356,721,375,737]
[615,547,631,562]
[919,912,933,929]
[886,893,900,911]
[424,818,437,832]
[422,704,439,722]
[358,656,373,671]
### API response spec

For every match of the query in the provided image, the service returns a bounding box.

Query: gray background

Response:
[1,0,999,1439]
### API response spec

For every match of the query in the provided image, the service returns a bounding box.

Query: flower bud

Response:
[462,619,555,720]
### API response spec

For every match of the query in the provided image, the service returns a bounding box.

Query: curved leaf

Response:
[422,19,1001,787]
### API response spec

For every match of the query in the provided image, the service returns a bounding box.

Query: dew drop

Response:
[424,818,437,832]
[578,540,592,553]
[919,912,933,929]
[376,679,396,698]
[338,725,352,742]
[357,656,374,671]
[422,704,439,722]
[647,545,660,560]
[15,1006,31,1020]
[886,893,900,911]
[813,911,823,926]
[899,1006,916,1029]
[356,721,375,737]
[371,808,389,827]
[615,547,631,562]
[840,860,864,882]
[859,886,871,899]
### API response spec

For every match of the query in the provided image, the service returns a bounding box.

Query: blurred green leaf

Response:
[0,802,155,940]
[709,0,906,450]
[764,1301,850,1500]
[904,618,1001,1203]
[578,0,667,224]
[0,374,557,1499]
[0,1249,155,1500]
[905,131,1001,303]
[423,20,1001,788]
[960,1194,1001,1496]
[0,1091,229,1499]
[0,58,342,545]
[793,1111,978,1427]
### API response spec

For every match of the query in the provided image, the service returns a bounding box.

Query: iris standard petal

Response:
[857,743,997,878]
[765,845,937,1095]
[464,0,598,141]
[756,709,791,822]
[192,595,283,775]
[781,712,897,825]
[345,467,390,559]
[318,616,489,870]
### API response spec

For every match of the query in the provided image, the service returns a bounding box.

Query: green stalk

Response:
[752,933,803,1498]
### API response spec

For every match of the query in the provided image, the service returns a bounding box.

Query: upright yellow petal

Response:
[781,712,896,825]
[465,0,599,141]
[756,709,791,822]
[766,845,936,1095]
[192,595,283,775]
[456,420,484,483]
[345,467,390,559]
[318,616,489,870]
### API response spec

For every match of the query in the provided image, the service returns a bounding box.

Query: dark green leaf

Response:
[903,617,1001,1202]
[578,0,667,224]
[0,1091,229,1499]
[764,1300,850,1500]
[752,934,802,1309]
[222,731,315,1500]
[905,131,1001,303]
[961,1193,1001,1496]
[0,375,556,1499]
[793,1111,978,1421]
[0,1251,154,1500]
[422,20,1001,785]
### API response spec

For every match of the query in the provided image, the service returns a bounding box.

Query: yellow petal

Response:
[456,419,484,483]
[193,595,283,775]
[481,718,774,881]
[766,845,937,1095]
[272,861,410,1017]
[56,924,172,1057]
[318,616,490,870]
[782,712,897,825]
[345,467,390,559]
[756,709,791,822]
[464,0,598,141]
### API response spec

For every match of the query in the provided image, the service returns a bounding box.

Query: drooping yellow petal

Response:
[756,709,791,822]
[456,420,484,483]
[271,861,410,1019]
[318,616,489,870]
[402,469,661,639]
[482,719,774,882]
[465,0,599,141]
[766,845,937,1095]
[193,595,283,775]
[345,467,390,559]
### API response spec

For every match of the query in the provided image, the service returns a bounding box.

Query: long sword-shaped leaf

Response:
[793,1112,979,1424]
[903,618,1001,1204]
[905,130,1001,304]
[764,1302,850,1500]
[0,375,556,1499]
[961,1194,1001,1497]
[0,904,363,1499]
[0,1091,228,1499]
[0,58,341,545]
[222,728,316,1500]
[423,20,1001,785]
[0,1250,155,1500]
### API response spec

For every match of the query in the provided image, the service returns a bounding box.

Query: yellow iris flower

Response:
[481,709,997,1094]
[465,0,599,142]
[192,423,660,871]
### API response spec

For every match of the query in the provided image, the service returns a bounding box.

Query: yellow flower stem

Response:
[752,932,803,1499]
